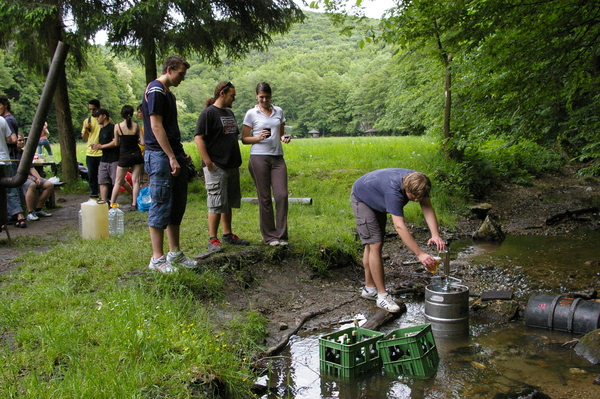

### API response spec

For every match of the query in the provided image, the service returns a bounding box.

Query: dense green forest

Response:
[1,12,397,139]
[2,2,599,194]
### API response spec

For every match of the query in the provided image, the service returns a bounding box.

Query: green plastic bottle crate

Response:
[376,324,439,379]
[319,327,384,379]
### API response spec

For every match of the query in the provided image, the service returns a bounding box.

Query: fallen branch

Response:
[362,302,406,330]
[264,298,355,357]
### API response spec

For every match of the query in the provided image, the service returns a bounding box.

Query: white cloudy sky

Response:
[305,0,397,19]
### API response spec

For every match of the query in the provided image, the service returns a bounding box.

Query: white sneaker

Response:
[278,240,289,246]
[167,251,198,269]
[27,212,39,221]
[361,287,377,301]
[377,294,401,313]
[148,256,178,273]
[268,240,280,246]
[36,210,53,217]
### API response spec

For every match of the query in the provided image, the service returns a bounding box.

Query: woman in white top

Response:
[242,82,291,246]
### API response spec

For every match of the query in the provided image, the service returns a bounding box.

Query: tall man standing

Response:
[142,55,197,273]
[81,99,102,199]
[351,168,446,312]
[194,81,249,253]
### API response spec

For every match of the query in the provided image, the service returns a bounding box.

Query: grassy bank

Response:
[1,137,463,397]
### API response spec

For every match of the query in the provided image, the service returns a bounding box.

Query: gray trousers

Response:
[248,155,288,243]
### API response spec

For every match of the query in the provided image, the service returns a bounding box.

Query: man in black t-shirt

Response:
[195,81,249,253]
[91,109,118,202]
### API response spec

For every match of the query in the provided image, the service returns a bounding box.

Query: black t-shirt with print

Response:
[194,105,242,169]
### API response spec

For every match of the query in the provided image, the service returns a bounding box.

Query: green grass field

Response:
[0,136,464,397]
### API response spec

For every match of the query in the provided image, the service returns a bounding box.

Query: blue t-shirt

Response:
[351,168,416,217]
[142,80,183,155]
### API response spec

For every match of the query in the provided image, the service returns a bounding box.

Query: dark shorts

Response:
[118,152,144,168]
[351,193,387,245]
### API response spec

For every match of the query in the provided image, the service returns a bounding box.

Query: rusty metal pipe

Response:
[0,41,69,188]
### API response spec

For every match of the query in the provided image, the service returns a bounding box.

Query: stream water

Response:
[257,232,600,398]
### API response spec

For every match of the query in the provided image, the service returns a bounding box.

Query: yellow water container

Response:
[80,199,109,239]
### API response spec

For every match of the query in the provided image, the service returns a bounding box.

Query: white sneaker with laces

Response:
[376,293,401,313]
[148,256,178,273]
[167,251,198,269]
[27,212,39,221]
[361,287,377,301]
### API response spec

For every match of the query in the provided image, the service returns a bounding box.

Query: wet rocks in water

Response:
[470,299,520,322]
[469,203,493,220]
[473,215,506,242]
[493,386,551,399]
[575,328,600,365]
[568,289,597,300]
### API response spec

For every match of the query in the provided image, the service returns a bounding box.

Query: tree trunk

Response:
[443,63,451,154]
[54,68,79,184]
[143,37,158,84]
[47,14,78,184]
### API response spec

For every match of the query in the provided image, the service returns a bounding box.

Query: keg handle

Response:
[442,276,462,291]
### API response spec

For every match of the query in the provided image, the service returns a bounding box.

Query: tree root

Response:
[263,297,356,357]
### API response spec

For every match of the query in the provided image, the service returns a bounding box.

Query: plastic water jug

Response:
[108,203,124,235]
[80,199,109,239]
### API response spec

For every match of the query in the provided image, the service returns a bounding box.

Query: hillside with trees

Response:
[3,2,600,195]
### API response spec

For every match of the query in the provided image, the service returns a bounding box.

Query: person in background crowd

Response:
[91,109,119,203]
[136,104,146,153]
[195,81,249,253]
[142,55,198,273]
[0,95,26,228]
[81,99,102,199]
[37,122,53,157]
[16,133,54,221]
[0,115,16,230]
[351,168,446,312]
[110,105,144,211]
[242,82,291,246]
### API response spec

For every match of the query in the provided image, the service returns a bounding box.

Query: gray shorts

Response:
[23,177,48,191]
[351,193,387,245]
[98,161,118,185]
[203,166,241,213]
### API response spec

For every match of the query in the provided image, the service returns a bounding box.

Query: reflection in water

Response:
[258,234,600,398]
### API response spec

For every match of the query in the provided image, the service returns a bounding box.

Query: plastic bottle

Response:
[108,203,124,235]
